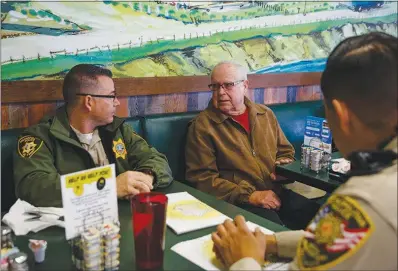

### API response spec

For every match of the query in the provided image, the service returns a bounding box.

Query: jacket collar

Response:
[50,105,125,140]
[205,97,267,124]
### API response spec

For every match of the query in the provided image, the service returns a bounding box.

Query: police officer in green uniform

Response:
[211,32,398,270]
[14,64,173,207]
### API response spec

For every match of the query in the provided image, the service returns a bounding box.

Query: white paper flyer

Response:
[60,164,118,240]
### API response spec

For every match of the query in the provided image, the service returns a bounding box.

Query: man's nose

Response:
[218,85,227,94]
[114,97,120,106]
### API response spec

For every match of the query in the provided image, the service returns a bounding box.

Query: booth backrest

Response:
[1,100,324,212]
[1,128,25,212]
[124,117,144,138]
[143,112,199,182]
[271,101,325,157]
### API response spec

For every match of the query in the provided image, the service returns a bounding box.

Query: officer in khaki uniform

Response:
[211,32,397,270]
[14,64,173,207]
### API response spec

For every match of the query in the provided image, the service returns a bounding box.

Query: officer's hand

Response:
[116,171,153,198]
[249,190,281,210]
[129,170,154,188]
[212,215,266,269]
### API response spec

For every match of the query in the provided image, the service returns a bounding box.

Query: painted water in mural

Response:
[1,1,397,81]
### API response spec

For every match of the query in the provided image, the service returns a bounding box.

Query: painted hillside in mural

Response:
[1,0,397,81]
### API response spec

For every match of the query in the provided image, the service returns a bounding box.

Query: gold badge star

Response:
[112,138,127,159]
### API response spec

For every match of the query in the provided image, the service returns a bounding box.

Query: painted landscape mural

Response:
[1,1,397,129]
[1,1,397,81]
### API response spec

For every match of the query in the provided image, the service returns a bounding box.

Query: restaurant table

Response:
[275,152,343,193]
[12,181,288,270]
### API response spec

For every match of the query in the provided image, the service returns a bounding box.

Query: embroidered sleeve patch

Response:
[297,194,374,270]
[18,135,43,158]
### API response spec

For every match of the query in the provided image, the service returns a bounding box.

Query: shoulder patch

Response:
[18,135,44,158]
[297,194,374,270]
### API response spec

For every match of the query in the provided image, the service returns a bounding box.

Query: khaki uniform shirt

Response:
[71,126,109,167]
[185,98,295,205]
[231,137,397,270]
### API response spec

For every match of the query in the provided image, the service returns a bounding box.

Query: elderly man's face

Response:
[210,64,248,115]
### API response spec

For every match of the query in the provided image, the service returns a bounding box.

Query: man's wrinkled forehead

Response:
[211,64,241,81]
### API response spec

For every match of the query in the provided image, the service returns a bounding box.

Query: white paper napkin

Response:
[2,199,64,236]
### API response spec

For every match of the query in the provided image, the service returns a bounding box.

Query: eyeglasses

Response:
[76,93,117,102]
[208,80,244,91]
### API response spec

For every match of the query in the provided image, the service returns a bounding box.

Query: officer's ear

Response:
[84,95,94,112]
[331,99,351,135]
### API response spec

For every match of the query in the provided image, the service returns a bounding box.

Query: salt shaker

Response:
[1,226,14,249]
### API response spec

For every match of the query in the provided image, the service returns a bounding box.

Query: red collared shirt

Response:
[231,108,250,134]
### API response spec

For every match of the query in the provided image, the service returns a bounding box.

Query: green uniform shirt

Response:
[14,106,173,207]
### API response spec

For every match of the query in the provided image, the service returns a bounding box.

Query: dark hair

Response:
[321,32,397,129]
[62,64,113,107]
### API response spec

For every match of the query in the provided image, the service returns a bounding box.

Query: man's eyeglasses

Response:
[208,80,244,91]
[76,93,117,102]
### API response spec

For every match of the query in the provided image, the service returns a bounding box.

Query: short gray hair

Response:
[211,61,248,80]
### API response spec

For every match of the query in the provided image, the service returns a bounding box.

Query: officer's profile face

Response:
[90,76,120,125]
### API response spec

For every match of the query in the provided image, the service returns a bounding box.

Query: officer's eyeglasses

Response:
[76,93,117,102]
[208,80,245,91]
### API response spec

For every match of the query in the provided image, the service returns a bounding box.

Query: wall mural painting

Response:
[3,1,394,129]
[1,1,397,81]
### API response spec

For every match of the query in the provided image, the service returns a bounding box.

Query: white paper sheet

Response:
[171,221,289,270]
[166,192,230,235]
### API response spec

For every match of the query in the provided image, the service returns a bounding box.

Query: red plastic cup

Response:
[131,192,168,271]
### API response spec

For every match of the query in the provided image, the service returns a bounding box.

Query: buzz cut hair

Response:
[62,64,113,107]
[321,32,397,129]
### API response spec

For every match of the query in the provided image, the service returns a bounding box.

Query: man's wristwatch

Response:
[140,169,155,177]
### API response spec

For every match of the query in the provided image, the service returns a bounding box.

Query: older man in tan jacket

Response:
[185,61,319,229]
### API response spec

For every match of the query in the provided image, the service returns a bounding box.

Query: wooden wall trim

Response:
[1,72,321,104]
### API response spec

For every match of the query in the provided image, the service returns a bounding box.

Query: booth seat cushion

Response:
[1,128,24,212]
[270,101,324,159]
[142,112,200,182]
